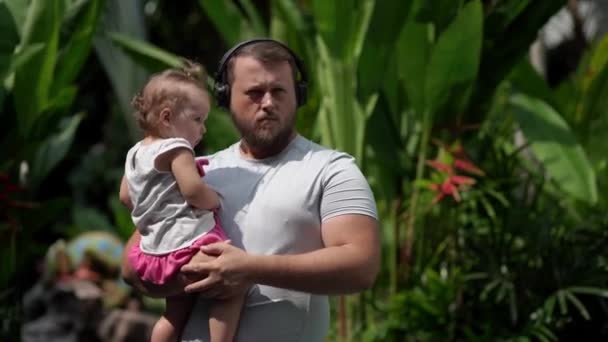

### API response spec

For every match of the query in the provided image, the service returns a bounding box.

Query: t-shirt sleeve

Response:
[320,152,378,221]
[153,138,194,166]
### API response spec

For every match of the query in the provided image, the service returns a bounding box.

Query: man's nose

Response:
[261,91,274,109]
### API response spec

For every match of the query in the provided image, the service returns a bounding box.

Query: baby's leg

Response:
[209,292,246,342]
[151,295,194,342]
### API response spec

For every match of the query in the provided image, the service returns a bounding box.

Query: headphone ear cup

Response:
[214,83,230,110]
[296,82,307,108]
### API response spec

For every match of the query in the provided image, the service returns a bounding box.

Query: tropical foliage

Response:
[2,0,608,340]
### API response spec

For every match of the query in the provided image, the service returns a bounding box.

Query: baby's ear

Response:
[159,107,172,126]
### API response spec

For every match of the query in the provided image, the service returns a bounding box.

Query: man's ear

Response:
[159,107,172,128]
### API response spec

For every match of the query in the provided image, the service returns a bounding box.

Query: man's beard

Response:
[231,110,296,156]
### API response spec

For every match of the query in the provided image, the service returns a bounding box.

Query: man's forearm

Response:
[247,244,379,295]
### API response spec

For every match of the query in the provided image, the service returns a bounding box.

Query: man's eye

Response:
[246,90,264,100]
[194,117,202,122]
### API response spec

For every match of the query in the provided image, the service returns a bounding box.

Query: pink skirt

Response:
[128,218,228,285]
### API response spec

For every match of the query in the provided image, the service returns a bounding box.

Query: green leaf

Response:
[29,112,85,190]
[239,0,267,37]
[358,0,412,98]
[274,0,308,33]
[397,19,430,116]
[93,0,149,142]
[557,290,567,315]
[484,0,531,37]
[53,0,104,91]
[198,0,257,45]
[570,286,608,298]
[415,0,462,34]
[544,296,556,320]
[564,291,590,320]
[475,1,563,105]
[107,32,185,73]
[425,0,483,116]
[0,1,20,77]
[4,0,28,37]
[311,0,350,58]
[2,43,45,84]
[311,0,375,62]
[582,38,608,121]
[510,94,598,204]
[13,0,62,137]
[509,61,562,114]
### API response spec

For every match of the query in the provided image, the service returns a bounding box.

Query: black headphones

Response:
[213,38,308,110]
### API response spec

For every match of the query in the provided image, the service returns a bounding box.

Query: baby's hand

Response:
[196,158,209,177]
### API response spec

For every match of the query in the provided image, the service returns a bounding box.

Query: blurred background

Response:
[2,0,608,341]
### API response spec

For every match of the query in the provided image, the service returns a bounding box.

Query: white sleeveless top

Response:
[124,138,215,255]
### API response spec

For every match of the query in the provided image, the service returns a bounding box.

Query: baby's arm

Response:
[168,148,220,210]
[119,175,134,211]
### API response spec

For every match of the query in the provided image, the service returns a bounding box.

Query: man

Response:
[122,39,380,341]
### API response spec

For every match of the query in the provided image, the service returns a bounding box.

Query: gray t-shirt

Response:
[181,135,377,342]
[125,138,215,255]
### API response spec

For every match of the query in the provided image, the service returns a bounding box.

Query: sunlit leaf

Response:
[510,94,598,204]
[198,0,258,45]
[0,1,20,78]
[107,31,185,73]
[29,113,85,190]
[425,0,482,116]
[54,0,104,91]
[13,0,62,137]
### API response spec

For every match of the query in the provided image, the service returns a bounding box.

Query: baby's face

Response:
[171,85,210,147]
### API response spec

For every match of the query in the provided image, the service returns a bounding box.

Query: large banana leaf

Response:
[107,32,184,73]
[0,2,19,78]
[197,0,264,46]
[415,0,463,35]
[13,0,62,137]
[509,60,563,114]
[475,1,564,107]
[4,0,29,37]
[582,35,608,122]
[424,0,482,117]
[311,1,376,161]
[358,0,412,99]
[312,0,374,65]
[29,113,84,191]
[510,94,597,204]
[53,0,104,92]
[94,0,148,142]
[397,19,431,117]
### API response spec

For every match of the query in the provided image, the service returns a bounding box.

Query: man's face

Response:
[228,56,297,152]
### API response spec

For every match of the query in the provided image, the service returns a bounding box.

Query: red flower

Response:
[426,160,453,173]
[454,159,485,176]
[424,140,482,204]
[429,175,476,203]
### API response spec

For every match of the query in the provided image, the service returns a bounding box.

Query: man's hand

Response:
[181,241,252,299]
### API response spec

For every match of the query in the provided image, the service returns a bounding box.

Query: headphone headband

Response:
[213,38,308,109]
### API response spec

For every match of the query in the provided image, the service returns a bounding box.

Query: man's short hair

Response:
[225,41,299,85]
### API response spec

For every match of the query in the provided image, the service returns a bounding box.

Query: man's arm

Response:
[251,213,380,294]
[182,213,380,295]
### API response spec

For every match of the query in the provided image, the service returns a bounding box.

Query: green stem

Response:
[403,111,431,284]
